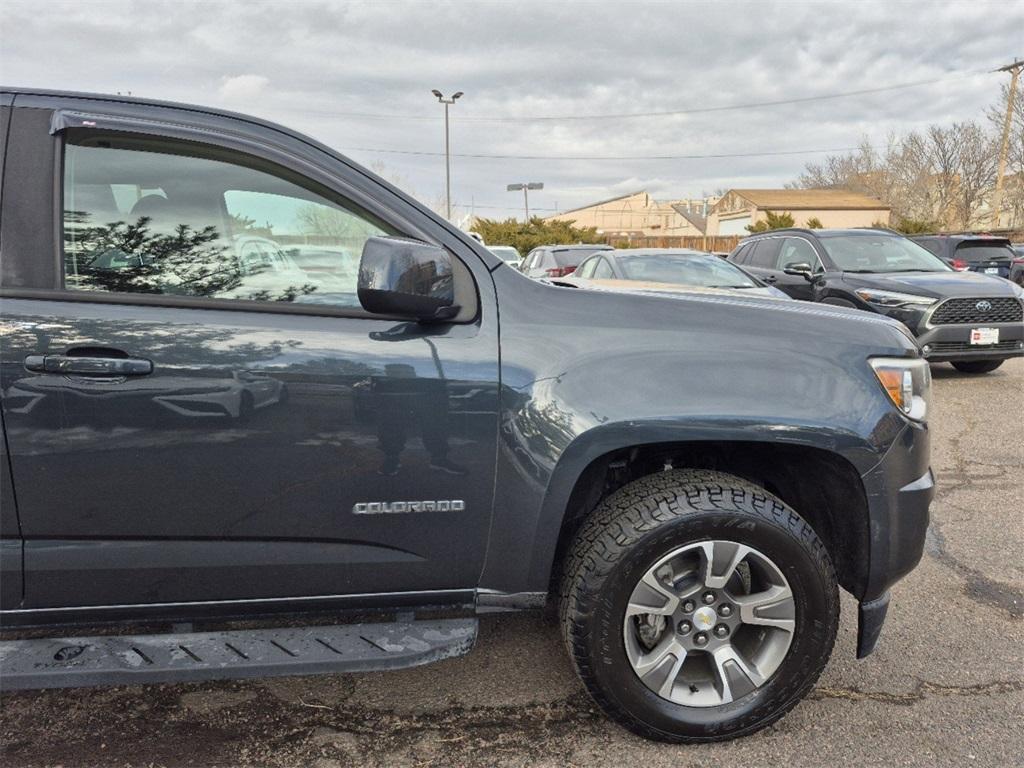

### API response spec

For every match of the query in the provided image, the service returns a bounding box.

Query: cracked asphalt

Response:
[1,359,1021,767]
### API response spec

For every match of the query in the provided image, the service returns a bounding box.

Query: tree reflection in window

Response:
[62,136,392,307]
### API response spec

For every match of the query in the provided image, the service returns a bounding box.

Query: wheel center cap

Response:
[692,606,717,630]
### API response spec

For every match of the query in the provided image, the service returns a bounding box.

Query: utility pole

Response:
[507,182,544,221]
[431,89,463,219]
[992,59,1023,228]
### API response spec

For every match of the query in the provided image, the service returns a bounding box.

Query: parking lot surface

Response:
[1,359,1021,768]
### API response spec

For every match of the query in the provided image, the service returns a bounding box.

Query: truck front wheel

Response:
[560,469,839,742]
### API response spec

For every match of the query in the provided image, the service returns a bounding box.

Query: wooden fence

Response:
[602,235,742,253]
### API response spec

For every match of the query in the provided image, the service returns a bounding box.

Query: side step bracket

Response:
[0,617,477,691]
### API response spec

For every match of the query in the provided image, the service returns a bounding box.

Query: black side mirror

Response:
[358,237,459,321]
[783,262,814,282]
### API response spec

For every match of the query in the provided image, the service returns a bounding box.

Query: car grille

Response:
[929,297,1023,325]
[927,340,1021,355]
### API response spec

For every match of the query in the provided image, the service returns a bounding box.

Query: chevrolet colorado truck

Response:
[0,88,935,742]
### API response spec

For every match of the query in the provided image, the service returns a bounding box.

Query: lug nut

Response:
[702,591,716,605]
[682,600,696,613]
[677,620,692,635]
[718,604,733,618]
[694,632,708,646]
[713,624,729,638]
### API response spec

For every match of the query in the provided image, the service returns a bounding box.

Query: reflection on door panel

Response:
[0,303,499,608]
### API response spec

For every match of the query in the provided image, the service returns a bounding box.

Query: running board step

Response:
[0,618,477,691]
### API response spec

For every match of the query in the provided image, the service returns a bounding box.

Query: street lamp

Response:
[432,89,463,219]
[507,182,544,221]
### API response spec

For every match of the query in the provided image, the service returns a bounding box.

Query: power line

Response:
[342,145,867,161]
[286,70,983,123]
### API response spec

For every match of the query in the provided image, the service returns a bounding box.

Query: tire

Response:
[237,392,255,421]
[560,469,838,743]
[951,359,1004,374]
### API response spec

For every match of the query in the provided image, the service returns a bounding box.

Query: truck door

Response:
[0,93,23,610]
[0,99,499,611]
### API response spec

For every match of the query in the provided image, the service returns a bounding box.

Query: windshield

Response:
[819,234,950,273]
[552,248,607,266]
[616,253,759,288]
[955,243,1015,263]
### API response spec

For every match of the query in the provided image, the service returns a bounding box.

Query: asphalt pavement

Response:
[1,358,1021,768]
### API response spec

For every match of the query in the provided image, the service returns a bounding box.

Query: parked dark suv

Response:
[0,89,934,743]
[910,233,1017,279]
[729,228,1024,374]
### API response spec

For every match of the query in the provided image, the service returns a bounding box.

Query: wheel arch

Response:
[534,428,874,604]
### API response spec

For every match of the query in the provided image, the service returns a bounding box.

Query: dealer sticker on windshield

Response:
[970,328,999,345]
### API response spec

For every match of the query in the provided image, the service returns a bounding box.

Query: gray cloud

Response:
[3,0,1021,219]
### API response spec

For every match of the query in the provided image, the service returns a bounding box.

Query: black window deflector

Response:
[49,109,223,144]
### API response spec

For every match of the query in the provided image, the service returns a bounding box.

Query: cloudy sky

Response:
[2,0,1022,222]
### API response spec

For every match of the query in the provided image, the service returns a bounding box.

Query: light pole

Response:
[432,89,463,220]
[507,182,544,221]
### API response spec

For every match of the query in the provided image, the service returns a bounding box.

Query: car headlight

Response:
[869,357,931,421]
[855,289,937,308]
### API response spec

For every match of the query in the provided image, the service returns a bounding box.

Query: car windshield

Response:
[819,234,950,273]
[616,253,759,288]
[552,248,607,266]
[488,246,521,262]
[954,243,1015,262]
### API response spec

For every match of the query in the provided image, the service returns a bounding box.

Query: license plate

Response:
[984,267,999,274]
[970,328,999,345]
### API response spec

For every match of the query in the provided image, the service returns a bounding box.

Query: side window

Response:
[733,242,752,264]
[526,249,543,270]
[777,238,819,270]
[576,257,597,278]
[917,239,942,256]
[592,258,614,279]
[62,133,395,308]
[747,239,782,268]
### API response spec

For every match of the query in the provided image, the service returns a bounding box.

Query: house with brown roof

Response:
[707,189,891,235]
[544,191,718,237]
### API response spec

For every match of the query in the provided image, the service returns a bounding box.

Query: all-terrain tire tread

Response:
[559,469,839,743]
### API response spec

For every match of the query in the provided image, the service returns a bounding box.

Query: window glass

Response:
[616,253,758,287]
[777,238,819,270]
[592,258,614,279]
[747,239,782,268]
[732,243,751,264]
[954,242,1016,263]
[576,257,597,278]
[915,238,943,256]
[818,234,950,273]
[63,136,394,307]
[552,247,607,266]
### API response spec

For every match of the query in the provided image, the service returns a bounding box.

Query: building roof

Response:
[671,204,708,233]
[724,189,890,211]
[549,190,646,217]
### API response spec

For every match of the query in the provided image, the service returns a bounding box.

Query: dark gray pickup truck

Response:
[0,88,935,742]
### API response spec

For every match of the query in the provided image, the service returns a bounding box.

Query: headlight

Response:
[855,289,937,308]
[869,357,931,421]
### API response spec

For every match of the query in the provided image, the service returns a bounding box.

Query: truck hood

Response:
[842,270,1020,299]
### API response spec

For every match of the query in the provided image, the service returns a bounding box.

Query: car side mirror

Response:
[358,237,459,321]
[783,262,814,281]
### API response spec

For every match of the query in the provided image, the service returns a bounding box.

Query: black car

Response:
[728,228,1024,373]
[520,242,613,278]
[1010,243,1024,287]
[1,88,935,743]
[910,234,1017,279]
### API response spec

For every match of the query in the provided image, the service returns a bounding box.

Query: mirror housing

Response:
[358,237,459,321]
[783,262,814,281]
